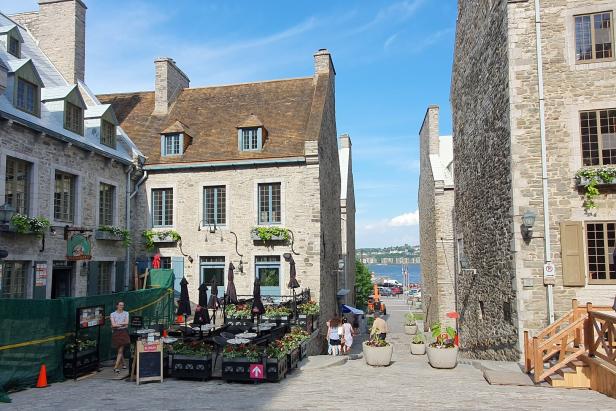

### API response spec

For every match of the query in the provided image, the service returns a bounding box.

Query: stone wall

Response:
[451,0,518,360]
[9,11,40,39]
[0,120,130,298]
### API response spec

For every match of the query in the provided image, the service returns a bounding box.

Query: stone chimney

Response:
[37,0,86,84]
[422,105,440,156]
[339,133,352,149]
[313,49,335,86]
[154,57,190,115]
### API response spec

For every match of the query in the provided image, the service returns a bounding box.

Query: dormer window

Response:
[64,102,84,135]
[101,120,116,148]
[8,35,20,58]
[16,78,38,115]
[162,133,182,156]
[241,128,261,151]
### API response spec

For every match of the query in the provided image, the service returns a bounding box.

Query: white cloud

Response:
[388,210,420,227]
[384,32,399,49]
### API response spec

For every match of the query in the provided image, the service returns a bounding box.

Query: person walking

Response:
[371,312,388,341]
[110,301,130,373]
[327,316,342,355]
[341,317,354,354]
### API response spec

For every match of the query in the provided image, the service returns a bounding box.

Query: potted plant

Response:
[225,304,252,326]
[404,312,417,335]
[362,331,393,366]
[265,340,288,382]
[426,322,458,369]
[264,306,292,326]
[289,327,311,359]
[410,333,426,355]
[8,214,51,238]
[222,344,262,382]
[171,341,213,380]
[298,301,319,332]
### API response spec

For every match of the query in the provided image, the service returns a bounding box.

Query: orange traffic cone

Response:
[162,329,168,337]
[175,314,184,324]
[36,364,48,388]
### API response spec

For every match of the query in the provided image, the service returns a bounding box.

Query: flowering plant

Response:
[265,305,292,317]
[265,340,287,359]
[225,304,251,319]
[172,341,212,356]
[366,333,390,347]
[10,214,51,238]
[223,344,261,361]
[576,166,616,209]
[430,322,458,349]
[290,326,310,340]
[298,301,320,315]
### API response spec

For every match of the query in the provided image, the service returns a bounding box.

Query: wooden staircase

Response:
[523,300,616,397]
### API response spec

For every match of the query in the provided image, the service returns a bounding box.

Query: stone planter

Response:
[410,343,426,355]
[362,341,393,367]
[427,346,458,369]
[171,354,212,380]
[404,324,417,335]
[94,230,123,242]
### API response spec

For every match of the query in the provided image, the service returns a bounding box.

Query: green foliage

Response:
[265,305,292,317]
[430,322,457,349]
[142,229,181,250]
[223,344,261,361]
[404,312,416,326]
[412,334,425,344]
[225,304,251,319]
[355,260,373,309]
[298,301,320,315]
[172,341,212,357]
[252,226,289,241]
[367,332,390,347]
[576,167,616,210]
[265,340,286,359]
[99,225,131,247]
[10,214,51,238]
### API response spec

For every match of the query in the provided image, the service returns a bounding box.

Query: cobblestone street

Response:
[3,297,614,410]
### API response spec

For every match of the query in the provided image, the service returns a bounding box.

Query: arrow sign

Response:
[249,364,264,379]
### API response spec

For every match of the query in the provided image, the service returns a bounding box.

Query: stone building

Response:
[418,105,455,327]
[452,0,616,360]
[98,49,349,325]
[0,1,142,299]
[339,133,356,305]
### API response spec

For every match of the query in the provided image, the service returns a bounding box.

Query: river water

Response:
[366,263,421,285]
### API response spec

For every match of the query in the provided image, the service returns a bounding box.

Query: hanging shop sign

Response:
[35,263,48,287]
[67,233,92,261]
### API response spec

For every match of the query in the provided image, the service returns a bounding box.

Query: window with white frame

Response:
[575,11,613,62]
[200,256,225,286]
[162,134,182,156]
[64,102,84,135]
[0,261,27,298]
[255,256,281,295]
[586,222,616,284]
[99,183,115,226]
[581,109,616,166]
[203,186,226,226]
[5,156,31,216]
[101,120,116,148]
[97,261,112,295]
[54,171,75,223]
[15,77,38,115]
[239,128,261,151]
[152,188,173,227]
[258,182,281,224]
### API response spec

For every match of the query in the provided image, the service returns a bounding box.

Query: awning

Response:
[342,305,364,315]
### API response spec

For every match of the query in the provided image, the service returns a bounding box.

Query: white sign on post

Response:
[543,262,555,285]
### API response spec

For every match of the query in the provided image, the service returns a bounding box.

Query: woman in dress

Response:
[327,316,341,355]
[110,301,130,373]
[341,317,354,354]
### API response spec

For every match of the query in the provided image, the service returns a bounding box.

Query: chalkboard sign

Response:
[136,340,163,385]
[130,316,144,328]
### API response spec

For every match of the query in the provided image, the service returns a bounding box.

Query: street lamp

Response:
[521,210,536,240]
[0,203,16,226]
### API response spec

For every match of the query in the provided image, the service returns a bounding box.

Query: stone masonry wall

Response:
[451,0,518,360]
[8,11,40,39]
[0,121,130,298]
[508,0,616,350]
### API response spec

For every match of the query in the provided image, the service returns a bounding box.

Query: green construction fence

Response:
[0,269,175,403]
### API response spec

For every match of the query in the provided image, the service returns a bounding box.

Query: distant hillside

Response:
[356,244,420,264]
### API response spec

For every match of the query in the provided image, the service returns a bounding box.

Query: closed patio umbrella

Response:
[176,277,191,316]
[286,255,300,289]
[198,282,209,307]
[251,277,265,318]
[194,282,210,325]
[208,277,219,310]
[226,262,238,304]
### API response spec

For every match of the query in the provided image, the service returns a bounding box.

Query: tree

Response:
[355,260,373,309]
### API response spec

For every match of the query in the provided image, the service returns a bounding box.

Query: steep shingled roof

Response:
[98,77,317,165]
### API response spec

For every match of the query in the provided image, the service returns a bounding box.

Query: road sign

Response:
[543,262,555,285]
[249,364,264,380]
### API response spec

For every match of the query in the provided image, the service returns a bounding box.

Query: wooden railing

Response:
[524,300,613,383]
[587,307,616,367]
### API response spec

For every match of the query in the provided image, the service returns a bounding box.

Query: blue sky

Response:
[2,0,456,248]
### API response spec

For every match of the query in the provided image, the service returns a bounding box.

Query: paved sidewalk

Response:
[4,297,614,410]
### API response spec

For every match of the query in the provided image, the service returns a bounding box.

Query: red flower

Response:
[446,311,460,319]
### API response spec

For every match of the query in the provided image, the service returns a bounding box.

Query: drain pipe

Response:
[534,0,555,324]
[125,169,148,290]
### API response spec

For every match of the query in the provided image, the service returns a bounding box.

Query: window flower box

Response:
[251,227,289,242]
[171,354,212,380]
[576,176,616,187]
[265,357,288,382]
[94,230,123,242]
[143,229,181,250]
[152,234,177,243]
[575,167,616,209]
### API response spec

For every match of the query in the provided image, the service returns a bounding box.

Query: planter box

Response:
[410,343,426,355]
[577,176,616,187]
[264,315,290,327]
[311,315,320,333]
[225,317,253,327]
[171,354,212,380]
[63,349,99,378]
[362,342,393,367]
[0,225,35,235]
[222,357,261,382]
[427,346,458,369]
[299,339,309,360]
[251,231,288,242]
[296,314,314,333]
[404,325,418,335]
[152,235,178,243]
[265,357,288,382]
[94,230,123,242]
[286,347,300,372]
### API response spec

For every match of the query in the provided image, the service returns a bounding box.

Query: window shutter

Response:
[115,261,125,293]
[257,127,263,150]
[179,134,184,155]
[237,129,243,151]
[171,257,184,296]
[160,136,165,156]
[560,221,586,286]
[88,262,99,296]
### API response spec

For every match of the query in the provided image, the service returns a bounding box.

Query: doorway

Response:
[200,256,225,300]
[52,262,74,299]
